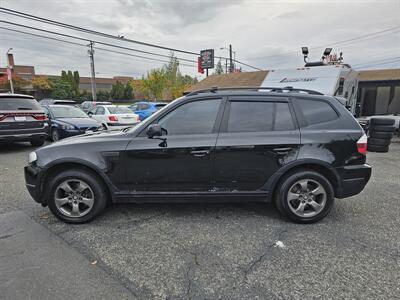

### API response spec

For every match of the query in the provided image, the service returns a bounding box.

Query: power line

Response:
[0,26,197,67]
[0,20,198,63]
[0,7,263,71]
[250,25,400,61]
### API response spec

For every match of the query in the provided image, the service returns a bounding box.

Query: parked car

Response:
[128,101,167,120]
[41,105,101,141]
[39,99,77,106]
[25,87,371,224]
[81,101,112,113]
[88,105,140,130]
[0,93,47,146]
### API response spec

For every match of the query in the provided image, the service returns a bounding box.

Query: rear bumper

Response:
[0,127,47,142]
[336,164,372,198]
[24,164,45,204]
[107,122,139,130]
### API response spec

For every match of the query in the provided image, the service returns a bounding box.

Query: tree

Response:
[141,68,167,100]
[110,81,125,100]
[73,71,80,98]
[124,82,133,100]
[50,77,73,99]
[32,76,51,91]
[214,59,224,75]
[0,74,29,93]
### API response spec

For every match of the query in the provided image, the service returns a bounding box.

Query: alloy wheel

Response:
[54,179,95,218]
[287,179,327,218]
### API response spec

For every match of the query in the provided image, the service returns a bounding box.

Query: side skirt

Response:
[113,191,269,204]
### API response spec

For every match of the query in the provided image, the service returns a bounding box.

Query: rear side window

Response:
[297,99,338,125]
[0,97,41,110]
[227,101,295,132]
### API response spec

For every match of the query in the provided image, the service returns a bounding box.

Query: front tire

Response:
[275,170,334,223]
[30,138,45,147]
[51,128,60,141]
[46,169,108,223]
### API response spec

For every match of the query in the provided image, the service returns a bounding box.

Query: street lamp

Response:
[6,48,14,94]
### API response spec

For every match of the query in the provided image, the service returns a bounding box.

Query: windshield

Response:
[50,106,89,118]
[107,107,133,114]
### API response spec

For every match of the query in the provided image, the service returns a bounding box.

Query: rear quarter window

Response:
[297,98,338,125]
[0,97,41,110]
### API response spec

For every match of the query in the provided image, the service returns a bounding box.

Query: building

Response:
[186,69,400,117]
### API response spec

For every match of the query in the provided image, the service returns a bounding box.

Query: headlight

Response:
[60,124,75,130]
[28,151,37,164]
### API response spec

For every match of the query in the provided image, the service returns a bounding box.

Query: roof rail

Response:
[186,86,324,97]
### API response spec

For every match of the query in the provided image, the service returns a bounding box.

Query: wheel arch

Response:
[265,159,341,201]
[39,159,115,204]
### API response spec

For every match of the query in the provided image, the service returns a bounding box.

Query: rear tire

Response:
[368,138,390,146]
[367,144,389,153]
[46,169,108,223]
[30,138,45,147]
[369,125,395,132]
[51,128,60,141]
[370,118,395,126]
[369,131,393,139]
[275,170,334,223]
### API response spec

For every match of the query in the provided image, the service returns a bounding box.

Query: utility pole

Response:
[88,41,97,101]
[6,48,14,94]
[229,44,233,73]
[225,58,228,74]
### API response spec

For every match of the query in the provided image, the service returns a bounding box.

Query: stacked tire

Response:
[368,118,395,153]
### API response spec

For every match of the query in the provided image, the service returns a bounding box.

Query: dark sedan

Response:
[41,105,101,141]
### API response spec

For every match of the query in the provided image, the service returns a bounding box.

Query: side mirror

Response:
[88,111,93,117]
[146,124,166,138]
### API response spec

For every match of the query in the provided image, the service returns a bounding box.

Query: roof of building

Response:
[358,69,400,81]
[185,71,269,92]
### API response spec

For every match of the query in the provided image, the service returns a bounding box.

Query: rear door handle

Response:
[190,150,210,157]
[272,147,293,154]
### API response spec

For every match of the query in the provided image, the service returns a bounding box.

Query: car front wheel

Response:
[46,169,108,223]
[275,170,334,223]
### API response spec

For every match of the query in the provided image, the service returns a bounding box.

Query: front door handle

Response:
[190,150,210,157]
[272,147,293,154]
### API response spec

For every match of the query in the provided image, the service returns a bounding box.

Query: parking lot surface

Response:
[1,141,399,299]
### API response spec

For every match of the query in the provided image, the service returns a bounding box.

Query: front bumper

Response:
[336,164,372,198]
[24,164,45,204]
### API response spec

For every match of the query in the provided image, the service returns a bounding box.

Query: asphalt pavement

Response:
[0,140,399,299]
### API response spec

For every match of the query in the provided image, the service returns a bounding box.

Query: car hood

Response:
[55,117,99,128]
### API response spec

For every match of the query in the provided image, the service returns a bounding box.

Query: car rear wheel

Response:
[46,169,108,223]
[275,170,334,223]
[51,128,60,141]
[30,138,45,147]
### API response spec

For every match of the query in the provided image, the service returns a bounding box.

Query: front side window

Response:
[297,98,338,125]
[227,101,295,132]
[159,99,221,135]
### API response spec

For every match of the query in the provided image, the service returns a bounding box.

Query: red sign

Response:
[197,57,204,74]
[6,68,12,80]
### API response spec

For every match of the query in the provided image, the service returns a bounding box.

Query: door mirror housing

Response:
[88,111,93,117]
[147,124,166,138]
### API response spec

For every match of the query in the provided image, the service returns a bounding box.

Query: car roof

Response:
[0,93,34,99]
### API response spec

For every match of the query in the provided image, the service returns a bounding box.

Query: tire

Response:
[370,118,395,126]
[367,144,389,153]
[369,131,393,139]
[30,138,45,147]
[275,170,334,223]
[368,138,391,146]
[51,128,60,141]
[46,169,108,223]
[369,125,396,132]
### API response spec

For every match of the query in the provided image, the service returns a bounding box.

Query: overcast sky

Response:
[0,0,399,80]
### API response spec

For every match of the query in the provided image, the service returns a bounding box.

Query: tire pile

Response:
[367,118,396,153]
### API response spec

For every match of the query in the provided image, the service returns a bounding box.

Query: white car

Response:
[88,105,140,130]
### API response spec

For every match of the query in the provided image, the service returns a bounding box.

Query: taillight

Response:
[108,115,118,122]
[33,114,48,121]
[357,134,368,155]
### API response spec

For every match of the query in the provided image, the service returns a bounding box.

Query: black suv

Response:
[0,93,47,146]
[24,87,371,223]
